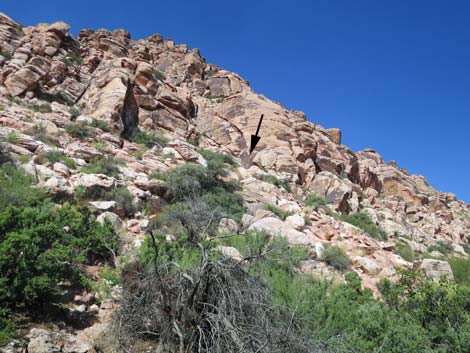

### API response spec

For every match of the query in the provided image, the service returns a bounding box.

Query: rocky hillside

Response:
[1,12,470,352]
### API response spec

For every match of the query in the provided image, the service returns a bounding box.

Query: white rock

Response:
[75,115,93,124]
[285,214,305,230]
[53,162,70,176]
[314,242,325,259]
[216,246,244,262]
[218,217,238,233]
[89,200,116,212]
[420,259,454,282]
[356,256,380,275]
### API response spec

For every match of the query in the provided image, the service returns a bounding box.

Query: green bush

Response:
[340,212,387,240]
[129,129,168,148]
[153,70,166,81]
[396,242,416,262]
[0,202,117,309]
[69,107,80,120]
[65,122,95,140]
[304,193,328,209]
[254,173,291,192]
[0,166,46,209]
[449,256,470,286]
[0,104,4,111]
[106,186,136,217]
[148,169,167,181]
[263,204,294,221]
[320,245,352,271]
[197,148,237,167]
[428,240,454,256]
[81,155,123,177]
[26,102,52,113]
[0,51,12,61]
[41,150,76,169]
[90,118,111,132]
[26,124,57,145]
[4,131,18,144]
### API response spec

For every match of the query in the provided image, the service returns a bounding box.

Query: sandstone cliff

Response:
[1,12,469,350]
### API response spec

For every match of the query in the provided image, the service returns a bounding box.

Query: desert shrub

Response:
[0,202,117,309]
[128,128,168,148]
[0,166,46,209]
[69,107,80,120]
[116,233,321,353]
[25,124,57,145]
[4,131,18,144]
[81,155,122,177]
[396,242,416,262]
[26,102,52,113]
[428,240,454,256]
[166,163,240,201]
[73,185,87,202]
[206,94,224,103]
[106,186,136,217]
[65,122,95,140]
[0,104,4,111]
[340,212,387,240]
[255,173,291,192]
[148,169,167,181]
[320,245,352,271]
[197,147,237,167]
[0,312,16,346]
[304,193,328,209]
[90,118,111,132]
[41,150,76,169]
[449,256,470,286]
[263,203,294,221]
[153,70,166,81]
[0,51,12,61]
[0,143,10,165]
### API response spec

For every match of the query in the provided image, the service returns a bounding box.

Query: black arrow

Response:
[250,114,264,154]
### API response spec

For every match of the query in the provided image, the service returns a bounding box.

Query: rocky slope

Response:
[1,12,469,351]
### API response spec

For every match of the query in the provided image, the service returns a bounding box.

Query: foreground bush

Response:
[0,202,117,309]
[115,233,324,353]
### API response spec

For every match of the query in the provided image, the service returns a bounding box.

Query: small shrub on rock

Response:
[128,129,168,148]
[81,155,122,177]
[320,245,352,271]
[304,193,328,209]
[255,173,291,192]
[65,122,95,140]
[264,204,294,221]
[340,212,387,240]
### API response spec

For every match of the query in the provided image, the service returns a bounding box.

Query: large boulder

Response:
[420,259,454,282]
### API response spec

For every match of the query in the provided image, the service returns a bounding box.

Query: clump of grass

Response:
[197,147,237,167]
[320,245,352,271]
[26,102,52,113]
[65,122,96,140]
[304,193,328,209]
[255,173,291,193]
[396,242,416,262]
[0,51,13,61]
[130,150,144,160]
[0,105,5,111]
[81,155,123,177]
[129,129,168,148]
[264,204,294,221]
[55,90,75,106]
[340,212,387,240]
[90,118,111,132]
[69,107,80,120]
[428,241,454,256]
[206,94,224,103]
[40,150,76,169]
[149,169,167,181]
[5,132,18,144]
[25,124,58,146]
[153,70,166,81]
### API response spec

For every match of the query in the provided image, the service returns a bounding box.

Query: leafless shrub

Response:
[114,238,326,353]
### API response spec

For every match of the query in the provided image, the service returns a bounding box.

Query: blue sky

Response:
[3,0,470,201]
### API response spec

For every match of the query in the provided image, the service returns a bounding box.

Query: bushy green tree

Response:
[0,202,117,309]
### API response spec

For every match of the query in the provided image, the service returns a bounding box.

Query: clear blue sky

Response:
[3,0,470,202]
